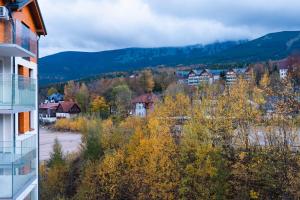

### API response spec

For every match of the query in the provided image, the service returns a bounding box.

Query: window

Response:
[21,22,30,51]
[18,65,30,77]
[18,112,31,134]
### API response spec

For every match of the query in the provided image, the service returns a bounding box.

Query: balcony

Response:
[0,74,36,113]
[0,134,37,199]
[0,19,37,58]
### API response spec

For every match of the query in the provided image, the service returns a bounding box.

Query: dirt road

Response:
[39,128,82,161]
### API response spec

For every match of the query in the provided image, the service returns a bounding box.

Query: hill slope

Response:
[40,31,300,85]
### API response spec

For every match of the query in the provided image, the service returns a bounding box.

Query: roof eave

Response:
[11,0,47,36]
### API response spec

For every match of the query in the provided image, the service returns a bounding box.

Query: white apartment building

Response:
[0,1,46,199]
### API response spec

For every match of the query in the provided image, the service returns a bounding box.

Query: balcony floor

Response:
[0,106,36,114]
[0,44,35,58]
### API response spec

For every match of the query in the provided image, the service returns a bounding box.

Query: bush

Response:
[54,117,88,132]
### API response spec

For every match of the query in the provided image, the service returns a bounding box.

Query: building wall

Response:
[0,1,40,199]
[134,103,147,117]
[56,113,78,119]
[0,0,6,43]
[280,69,288,79]
[226,72,237,85]
[13,4,38,63]
[188,75,200,86]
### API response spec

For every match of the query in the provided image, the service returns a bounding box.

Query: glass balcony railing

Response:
[0,19,37,57]
[0,134,37,199]
[0,74,36,112]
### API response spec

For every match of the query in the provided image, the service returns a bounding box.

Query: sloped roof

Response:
[245,66,253,73]
[57,102,80,113]
[189,69,221,77]
[176,70,190,78]
[199,69,213,77]
[226,68,247,75]
[8,0,47,35]
[48,93,64,101]
[39,103,59,110]
[132,93,159,104]
[277,59,290,69]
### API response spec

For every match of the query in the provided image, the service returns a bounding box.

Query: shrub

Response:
[54,116,88,132]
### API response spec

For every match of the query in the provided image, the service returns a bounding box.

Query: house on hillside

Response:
[39,101,81,122]
[177,69,221,86]
[47,92,64,103]
[198,69,214,84]
[225,69,238,85]
[225,68,247,85]
[132,93,158,117]
[56,102,81,119]
[187,70,201,86]
[275,59,291,79]
[279,65,289,80]
[39,103,59,123]
[129,73,139,79]
[176,70,189,84]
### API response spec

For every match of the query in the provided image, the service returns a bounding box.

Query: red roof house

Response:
[56,102,81,119]
[132,93,158,117]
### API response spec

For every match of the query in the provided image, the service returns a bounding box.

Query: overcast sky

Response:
[38,0,300,57]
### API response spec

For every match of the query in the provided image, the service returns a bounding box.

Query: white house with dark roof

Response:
[198,69,214,84]
[275,59,291,79]
[225,68,248,85]
[187,70,201,86]
[132,93,158,117]
[186,69,216,86]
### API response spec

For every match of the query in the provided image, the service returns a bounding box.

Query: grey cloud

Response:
[38,0,300,57]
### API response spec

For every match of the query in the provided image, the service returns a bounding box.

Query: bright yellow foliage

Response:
[90,96,109,113]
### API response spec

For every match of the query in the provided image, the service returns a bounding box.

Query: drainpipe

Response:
[37,36,40,200]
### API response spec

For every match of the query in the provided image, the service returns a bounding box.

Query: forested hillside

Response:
[40,31,300,85]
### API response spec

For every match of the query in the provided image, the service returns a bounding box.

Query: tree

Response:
[75,151,126,200]
[139,70,155,93]
[40,163,69,200]
[76,83,90,113]
[64,81,78,101]
[41,139,69,200]
[153,71,176,92]
[287,54,300,85]
[48,138,65,168]
[165,82,191,97]
[41,75,300,200]
[124,126,180,199]
[111,84,132,117]
[90,96,109,118]
[82,121,104,161]
[47,87,58,96]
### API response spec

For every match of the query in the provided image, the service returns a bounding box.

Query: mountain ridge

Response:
[40,31,300,85]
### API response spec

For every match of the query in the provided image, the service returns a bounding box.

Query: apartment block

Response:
[0,0,46,199]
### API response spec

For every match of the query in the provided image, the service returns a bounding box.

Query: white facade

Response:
[56,112,78,119]
[134,103,147,117]
[187,70,215,86]
[279,68,288,79]
[225,71,238,85]
[187,74,200,86]
[0,56,39,200]
[0,23,39,200]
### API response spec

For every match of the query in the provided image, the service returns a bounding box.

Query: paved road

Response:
[39,128,82,161]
